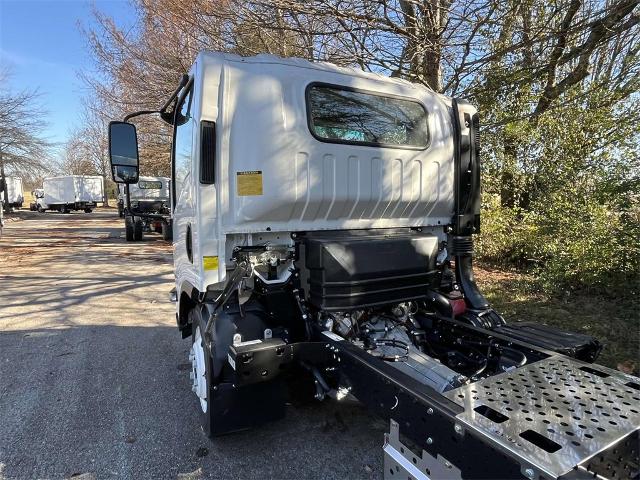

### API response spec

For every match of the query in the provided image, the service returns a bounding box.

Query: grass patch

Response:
[475,264,639,373]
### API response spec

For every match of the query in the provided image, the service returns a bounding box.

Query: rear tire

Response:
[161,222,172,241]
[125,216,134,241]
[133,219,143,241]
[84,208,92,213]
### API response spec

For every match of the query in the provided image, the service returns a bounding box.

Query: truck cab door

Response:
[171,77,200,292]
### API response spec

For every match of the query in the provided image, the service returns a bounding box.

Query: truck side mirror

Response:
[108,121,140,184]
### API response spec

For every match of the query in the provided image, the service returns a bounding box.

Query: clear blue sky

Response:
[0,0,136,150]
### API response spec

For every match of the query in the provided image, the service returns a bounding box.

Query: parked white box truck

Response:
[107,52,639,480]
[36,175,104,213]
[0,176,24,210]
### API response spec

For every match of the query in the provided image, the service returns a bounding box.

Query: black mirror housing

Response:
[108,121,140,184]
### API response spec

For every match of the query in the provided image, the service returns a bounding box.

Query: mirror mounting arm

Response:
[123,110,159,122]
[120,74,189,126]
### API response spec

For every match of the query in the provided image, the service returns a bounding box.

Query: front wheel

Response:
[187,306,287,437]
[124,216,134,241]
[190,309,216,436]
[133,219,143,241]
[161,222,172,241]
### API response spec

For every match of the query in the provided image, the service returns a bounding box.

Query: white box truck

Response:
[36,175,103,213]
[107,52,639,480]
[0,176,24,210]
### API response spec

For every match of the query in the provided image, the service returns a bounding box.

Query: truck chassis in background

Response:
[120,183,172,242]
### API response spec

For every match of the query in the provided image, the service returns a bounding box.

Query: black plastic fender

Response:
[204,296,270,381]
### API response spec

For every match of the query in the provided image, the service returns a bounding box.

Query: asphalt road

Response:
[0,210,386,480]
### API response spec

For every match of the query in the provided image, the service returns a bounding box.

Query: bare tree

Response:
[0,68,52,212]
[79,0,638,213]
[58,128,97,175]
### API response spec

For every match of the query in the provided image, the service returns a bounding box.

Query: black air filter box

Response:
[303,231,439,311]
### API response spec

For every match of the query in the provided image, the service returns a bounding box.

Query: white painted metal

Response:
[0,177,24,205]
[74,176,103,203]
[190,326,208,413]
[174,51,456,301]
[118,176,170,202]
[42,175,104,207]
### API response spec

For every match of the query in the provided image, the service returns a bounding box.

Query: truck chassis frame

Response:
[228,325,639,480]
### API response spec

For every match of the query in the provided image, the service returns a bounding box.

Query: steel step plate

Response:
[443,356,640,479]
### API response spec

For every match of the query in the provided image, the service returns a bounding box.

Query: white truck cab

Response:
[29,189,44,211]
[116,175,172,241]
[117,176,170,217]
[107,52,639,480]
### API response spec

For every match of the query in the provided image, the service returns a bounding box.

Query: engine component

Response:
[360,315,466,393]
[457,308,505,328]
[303,231,439,311]
[331,312,353,337]
[415,313,546,379]
[425,290,467,319]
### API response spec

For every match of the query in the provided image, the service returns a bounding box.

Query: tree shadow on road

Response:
[0,325,384,480]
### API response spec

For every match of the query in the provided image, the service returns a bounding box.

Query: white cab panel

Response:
[176,52,456,293]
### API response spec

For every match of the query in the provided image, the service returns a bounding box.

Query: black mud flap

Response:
[496,322,602,362]
[211,380,287,435]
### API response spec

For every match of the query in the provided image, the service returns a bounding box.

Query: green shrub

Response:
[475,195,539,267]
[477,191,640,297]
[534,193,639,296]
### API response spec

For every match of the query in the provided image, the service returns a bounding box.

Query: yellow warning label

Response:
[203,256,219,271]
[237,171,263,196]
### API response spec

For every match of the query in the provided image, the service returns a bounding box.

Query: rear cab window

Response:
[306,83,429,149]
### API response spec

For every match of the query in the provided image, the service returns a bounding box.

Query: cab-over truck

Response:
[108,52,639,480]
[117,176,172,241]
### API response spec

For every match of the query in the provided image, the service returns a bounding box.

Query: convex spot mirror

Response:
[108,121,140,184]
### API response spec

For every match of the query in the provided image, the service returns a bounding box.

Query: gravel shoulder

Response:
[0,210,385,480]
